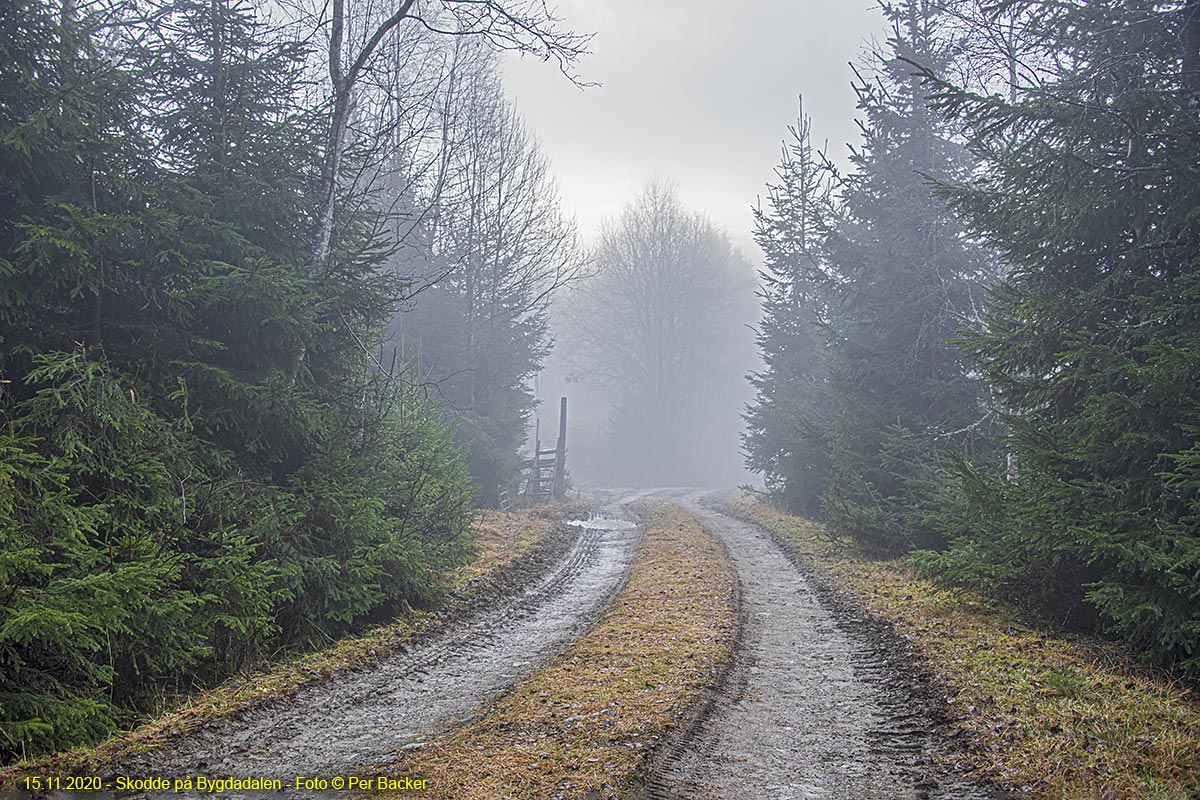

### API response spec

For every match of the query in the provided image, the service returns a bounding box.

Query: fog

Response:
[532,181,759,489]
[501,0,888,253]
[509,1,887,488]
[9,0,1198,769]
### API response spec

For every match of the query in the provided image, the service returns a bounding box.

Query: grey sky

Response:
[502,1,888,255]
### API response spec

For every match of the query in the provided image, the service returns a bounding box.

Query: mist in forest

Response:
[534,181,759,489]
[498,0,885,489]
[6,0,1200,761]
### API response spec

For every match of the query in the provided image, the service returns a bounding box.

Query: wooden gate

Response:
[525,397,567,503]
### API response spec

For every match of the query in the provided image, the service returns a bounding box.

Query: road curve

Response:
[86,488,1001,800]
[639,489,999,800]
[114,505,642,788]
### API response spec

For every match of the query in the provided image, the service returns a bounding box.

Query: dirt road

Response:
[116,506,642,785]
[97,489,996,799]
[638,489,997,800]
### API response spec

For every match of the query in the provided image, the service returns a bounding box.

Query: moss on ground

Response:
[0,510,555,784]
[732,492,1200,800]
[381,500,738,800]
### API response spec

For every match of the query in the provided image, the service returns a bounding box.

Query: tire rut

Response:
[107,506,643,794]
[637,489,1002,800]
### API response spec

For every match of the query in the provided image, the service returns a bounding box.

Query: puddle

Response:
[568,516,638,531]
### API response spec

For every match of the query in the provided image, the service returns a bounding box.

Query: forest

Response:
[1,0,1198,774]
[745,0,1200,688]
[0,0,588,759]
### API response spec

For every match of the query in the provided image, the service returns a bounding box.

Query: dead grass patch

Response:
[382,500,738,800]
[731,491,1200,800]
[0,510,554,784]
[452,510,552,586]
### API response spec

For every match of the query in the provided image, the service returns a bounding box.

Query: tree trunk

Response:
[310,0,419,275]
[312,88,351,272]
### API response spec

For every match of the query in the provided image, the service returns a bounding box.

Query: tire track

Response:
[638,489,1000,800]
[111,507,642,789]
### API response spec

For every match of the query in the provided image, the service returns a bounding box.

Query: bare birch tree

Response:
[309,0,590,275]
[387,51,585,503]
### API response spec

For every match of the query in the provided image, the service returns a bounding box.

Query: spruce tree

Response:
[747,1,996,550]
[0,0,475,759]
[744,108,836,518]
[918,0,1200,678]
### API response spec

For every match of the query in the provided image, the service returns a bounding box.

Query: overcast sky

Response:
[502,1,889,257]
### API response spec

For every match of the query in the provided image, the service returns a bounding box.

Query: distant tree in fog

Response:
[387,52,585,506]
[564,181,750,485]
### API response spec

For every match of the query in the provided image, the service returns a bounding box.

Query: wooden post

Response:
[527,435,540,499]
[526,417,540,500]
[552,397,567,500]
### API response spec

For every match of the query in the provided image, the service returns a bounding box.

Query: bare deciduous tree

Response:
[310,0,591,274]
[384,51,586,502]
[563,181,753,484]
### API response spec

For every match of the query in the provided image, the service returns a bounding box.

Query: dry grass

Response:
[0,510,554,784]
[382,500,738,800]
[452,510,552,586]
[732,492,1200,800]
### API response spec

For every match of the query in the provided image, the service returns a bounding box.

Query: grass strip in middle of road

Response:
[385,499,738,800]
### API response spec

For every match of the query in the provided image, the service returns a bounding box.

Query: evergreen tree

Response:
[915,0,1200,679]
[747,0,996,551]
[819,3,995,550]
[0,0,475,759]
[744,108,837,518]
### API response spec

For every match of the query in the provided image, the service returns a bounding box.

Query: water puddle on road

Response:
[568,516,638,531]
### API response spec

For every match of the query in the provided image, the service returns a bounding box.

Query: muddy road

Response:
[639,489,997,800]
[116,506,642,784]
[95,489,996,799]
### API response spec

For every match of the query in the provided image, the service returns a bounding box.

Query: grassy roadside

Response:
[729,492,1200,800]
[0,508,560,784]
[381,500,738,800]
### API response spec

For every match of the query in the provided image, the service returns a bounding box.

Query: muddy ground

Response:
[53,489,1001,799]
[634,489,1001,800]
[96,502,642,795]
